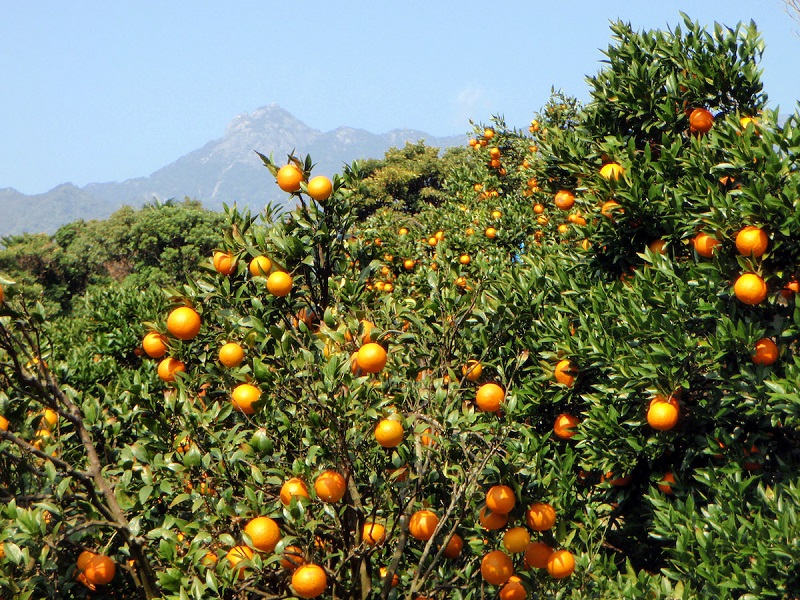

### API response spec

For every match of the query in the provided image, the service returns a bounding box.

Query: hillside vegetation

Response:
[1,15,800,600]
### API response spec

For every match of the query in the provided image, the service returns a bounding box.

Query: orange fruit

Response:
[476,383,505,412]
[752,338,778,366]
[357,343,388,373]
[219,342,245,368]
[780,278,800,299]
[0,284,4,303]
[533,203,545,214]
[212,251,237,275]
[689,107,714,134]
[362,522,386,546]
[648,239,667,255]
[554,359,577,387]
[277,164,304,193]
[554,190,575,210]
[306,176,333,201]
[601,199,621,219]
[553,413,579,439]
[226,545,254,575]
[480,550,514,586]
[403,259,416,270]
[499,576,526,600]
[485,485,516,514]
[459,254,471,265]
[693,233,720,258]
[462,360,483,381]
[409,509,439,541]
[231,383,261,414]
[735,226,768,257]
[167,306,201,341]
[0,415,8,432]
[83,554,116,586]
[279,545,306,570]
[647,400,678,431]
[157,357,185,382]
[484,128,495,139]
[601,472,632,486]
[249,255,272,277]
[77,550,96,572]
[314,470,347,503]
[546,549,575,579]
[524,541,554,569]
[658,472,676,494]
[503,527,531,553]
[379,566,400,587]
[280,477,310,505]
[485,227,497,239]
[375,418,404,448]
[525,502,556,531]
[142,332,168,358]
[734,273,767,305]
[478,506,509,530]
[292,563,327,598]
[599,162,624,181]
[398,226,409,235]
[267,271,293,297]
[244,516,281,552]
[442,533,463,559]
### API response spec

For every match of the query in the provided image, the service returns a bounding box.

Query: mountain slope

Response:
[0,105,467,237]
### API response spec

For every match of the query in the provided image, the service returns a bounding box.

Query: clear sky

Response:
[1,1,798,195]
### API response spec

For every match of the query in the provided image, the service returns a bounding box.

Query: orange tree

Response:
[2,14,800,600]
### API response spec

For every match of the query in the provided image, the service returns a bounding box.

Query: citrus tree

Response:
[2,13,800,600]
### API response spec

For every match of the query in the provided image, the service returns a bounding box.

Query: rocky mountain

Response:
[0,104,468,238]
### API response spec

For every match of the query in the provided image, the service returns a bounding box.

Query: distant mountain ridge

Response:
[0,104,468,238]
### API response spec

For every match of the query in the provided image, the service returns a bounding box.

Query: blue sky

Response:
[1,1,798,194]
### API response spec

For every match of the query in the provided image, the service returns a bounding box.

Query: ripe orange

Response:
[735,226,768,257]
[533,203,545,214]
[362,521,386,546]
[554,359,577,387]
[734,273,767,305]
[375,418,404,448]
[357,343,388,373]
[212,251,237,275]
[484,128,495,140]
[476,383,505,412]
[647,400,679,431]
[231,383,261,414]
[267,271,293,297]
[459,254,471,265]
[689,107,714,134]
[481,550,514,586]
[226,545,254,575]
[279,545,306,570]
[485,484,516,514]
[648,239,667,255]
[526,502,556,531]
[403,259,416,270]
[485,227,497,239]
[280,477,310,505]
[0,415,8,432]
[379,566,400,588]
[599,162,624,181]
[554,190,575,211]
[462,360,483,381]
[442,533,463,558]
[83,554,116,586]
[780,277,800,299]
[546,549,575,579]
[0,284,4,303]
[314,470,347,503]
[499,576,526,600]
[601,472,632,486]
[142,332,168,358]
[658,472,676,494]
[503,527,531,553]
[167,306,201,341]
[398,227,409,235]
[277,164,304,193]
[292,563,327,598]
[249,255,272,277]
[601,199,621,219]
[157,357,185,382]
[478,506,509,530]
[553,413,579,439]
[244,516,281,552]
[693,233,720,258]
[752,338,778,366]
[524,541,554,569]
[409,509,439,541]
[306,176,333,201]
[219,342,245,368]
[77,550,97,572]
